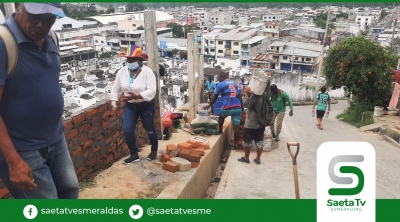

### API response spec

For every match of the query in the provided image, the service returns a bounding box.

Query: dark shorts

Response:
[316,110,325,118]
[243,128,265,148]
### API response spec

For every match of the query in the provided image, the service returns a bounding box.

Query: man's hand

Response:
[289,110,293,116]
[244,87,253,97]
[121,92,139,102]
[204,104,211,110]
[8,159,37,190]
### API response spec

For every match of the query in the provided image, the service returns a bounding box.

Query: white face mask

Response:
[127,62,140,70]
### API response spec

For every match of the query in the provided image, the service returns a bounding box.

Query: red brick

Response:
[99,152,107,159]
[106,154,114,163]
[105,137,112,145]
[107,100,113,108]
[64,121,73,131]
[93,146,100,153]
[68,141,73,148]
[119,101,125,108]
[102,110,111,118]
[102,121,110,129]
[113,131,121,140]
[170,148,180,157]
[81,168,94,180]
[192,147,204,156]
[108,144,117,153]
[177,142,192,150]
[200,143,210,150]
[166,144,176,154]
[72,146,82,157]
[0,187,10,199]
[66,129,78,141]
[86,155,97,166]
[97,104,108,113]
[83,151,89,159]
[122,144,129,151]
[187,140,200,148]
[178,149,191,159]
[92,116,101,124]
[113,151,122,160]
[118,109,124,116]
[86,109,98,118]
[79,123,91,133]
[162,161,179,172]
[97,135,103,141]
[160,154,170,162]
[75,164,85,176]
[79,133,88,144]
[191,161,200,168]
[117,139,123,146]
[83,139,94,150]
[89,126,100,137]
[188,151,201,162]
[94,160,104,171]
[73,114,86,125]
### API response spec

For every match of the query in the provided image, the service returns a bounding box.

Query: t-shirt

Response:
[271,90,293,113]
[317,93,330,111]
[205,81,215,91]
[0,14,64,151]
[214,79,241,110]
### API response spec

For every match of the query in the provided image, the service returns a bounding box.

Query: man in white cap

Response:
[0,3,79,198]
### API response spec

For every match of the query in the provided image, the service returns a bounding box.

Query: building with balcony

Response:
[262,14,285,22]
[250,41,321,73]
[240,36,269,66]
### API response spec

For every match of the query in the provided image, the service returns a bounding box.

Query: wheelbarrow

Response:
[287,142,300,199]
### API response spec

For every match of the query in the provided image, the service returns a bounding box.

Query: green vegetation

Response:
[336,100,374,128]
[137,25,144,30]
[126,3,145,12]
[166,22,194,38]
[63,6,99,19]
[99,51,117,58]
[313,13,336,34]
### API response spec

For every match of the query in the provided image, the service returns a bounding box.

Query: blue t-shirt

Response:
[0,14,64,151]
[214,79,241,110]
[205,81,215,91]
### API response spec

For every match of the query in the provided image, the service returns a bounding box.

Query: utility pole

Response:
[144,10,163,140]
[313,11,330,101]
[199,54,205,103]
[193,43,199,115]
[187,33,195,122]
[391,19,397,47]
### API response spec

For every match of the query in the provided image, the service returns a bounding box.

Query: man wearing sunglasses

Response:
[0,3,79,199]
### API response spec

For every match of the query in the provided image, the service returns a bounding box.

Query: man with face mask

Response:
[110,45,158,164]
[0,3,79,198]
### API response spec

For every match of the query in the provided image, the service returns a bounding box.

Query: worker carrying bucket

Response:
[248,70,271,96]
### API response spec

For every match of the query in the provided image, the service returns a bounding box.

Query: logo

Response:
[328,155,364,196]
[129,205,144,219]
[23,204,38,219]
[317,142,375,222]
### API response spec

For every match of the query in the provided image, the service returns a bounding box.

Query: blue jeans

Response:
[0,136,79,199]
[123,100,158,156]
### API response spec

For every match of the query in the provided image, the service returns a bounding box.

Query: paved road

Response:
[215,100,400,198]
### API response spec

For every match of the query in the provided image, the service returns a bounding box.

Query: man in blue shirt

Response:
[0,3,79,198]
[205,72,243,149]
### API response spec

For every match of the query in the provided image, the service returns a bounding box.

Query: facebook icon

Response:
[23,205,38,219]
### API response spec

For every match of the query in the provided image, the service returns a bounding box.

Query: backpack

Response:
[0,25,58,77]
[257,83,274,127]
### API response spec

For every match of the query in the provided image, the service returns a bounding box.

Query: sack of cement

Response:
[192,127,206,134]
[190,116,205,128]
[205,128,219,135]
[202,119,218,129]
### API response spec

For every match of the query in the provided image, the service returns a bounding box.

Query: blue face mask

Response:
[127,62,140,70]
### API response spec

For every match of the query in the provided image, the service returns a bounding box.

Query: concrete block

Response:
[170,157,192,171]
[170,148,180,157]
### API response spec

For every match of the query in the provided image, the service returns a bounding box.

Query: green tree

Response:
[380,10,386,20]
[171,48,179,58]
[137,25,144,30]
[324,36,397,107]
[314,13,336,34]
[0,3,4,15]
[180,51,187,60]
[167,22,183,38]
[106,5,115,14]
[126,3,145,12]
[230,20,237,25]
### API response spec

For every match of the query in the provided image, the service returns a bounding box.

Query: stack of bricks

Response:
[0,99,160,199]
[236,110,246,150]
[161,140,210,172]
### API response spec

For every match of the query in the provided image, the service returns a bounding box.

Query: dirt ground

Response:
[78,129,195,199]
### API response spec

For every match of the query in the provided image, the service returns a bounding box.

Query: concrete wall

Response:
[0,99,162,199]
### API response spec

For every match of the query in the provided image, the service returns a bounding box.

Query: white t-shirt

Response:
[110,65,156,105]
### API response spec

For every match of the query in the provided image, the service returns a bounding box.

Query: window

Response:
[210,49,215,52]
[210,41,214,44]
[132,24,136,27]
[218,41,223,45]
[216,18,218,20]
[233,50,239,54]
[306,58,311,61]
[233,42,239,46]
[95,40,98,43]
[283,56,288,60]
[212,18,214,20]
[218,50,223,53]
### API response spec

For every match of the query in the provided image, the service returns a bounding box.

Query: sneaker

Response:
[275,135,280,142]
[147,152,157,161]
[123,155,140,165]
[271,132,276,138]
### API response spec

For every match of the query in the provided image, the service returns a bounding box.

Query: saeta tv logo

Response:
[317,142,375,222]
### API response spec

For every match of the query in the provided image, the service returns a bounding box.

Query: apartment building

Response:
[262,14,285,22]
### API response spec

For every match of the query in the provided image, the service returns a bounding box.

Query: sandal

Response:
[254,159,261,165]
[237,157,250,163]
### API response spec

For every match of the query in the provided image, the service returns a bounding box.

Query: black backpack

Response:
[257,83,274,127]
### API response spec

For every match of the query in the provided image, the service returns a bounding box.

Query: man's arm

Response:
[312,93,319,109]
[327,94,331,110]
[284,92,294,111]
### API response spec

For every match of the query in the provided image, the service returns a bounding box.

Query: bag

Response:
[257,83,274,127]
[0,25,58,77]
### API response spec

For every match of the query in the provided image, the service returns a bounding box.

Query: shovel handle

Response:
[287,142,300,165]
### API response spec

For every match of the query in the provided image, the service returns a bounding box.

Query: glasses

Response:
[25,10,56,27]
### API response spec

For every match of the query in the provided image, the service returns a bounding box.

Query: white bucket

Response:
[248,74,270,95]
[374,106,384,117]
[198,103,211,122]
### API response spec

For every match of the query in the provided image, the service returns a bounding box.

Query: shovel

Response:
[287,142,300,199]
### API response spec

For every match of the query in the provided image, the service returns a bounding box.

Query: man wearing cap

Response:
[0,3,79,198]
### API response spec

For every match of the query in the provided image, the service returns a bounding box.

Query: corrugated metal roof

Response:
[216,28,258,41]
[241,36,267,44]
